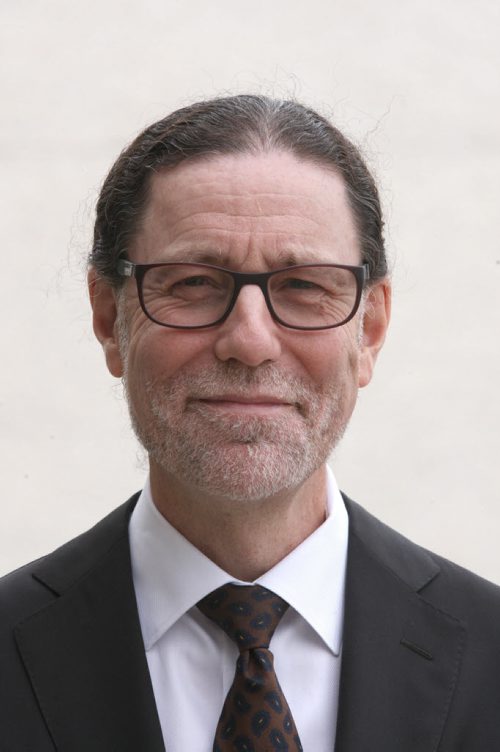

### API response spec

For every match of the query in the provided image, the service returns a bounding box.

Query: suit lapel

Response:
[12,493,467,751]
[335,500,466,752]
[14,502,165,752]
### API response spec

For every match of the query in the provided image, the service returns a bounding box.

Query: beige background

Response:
[1,1,499,580]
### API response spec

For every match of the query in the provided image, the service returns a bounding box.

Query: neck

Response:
[149,462,328,581]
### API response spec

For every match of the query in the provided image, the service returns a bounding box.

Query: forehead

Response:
[132,150,360,266]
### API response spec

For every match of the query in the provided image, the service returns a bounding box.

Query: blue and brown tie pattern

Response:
[197,583,303,752]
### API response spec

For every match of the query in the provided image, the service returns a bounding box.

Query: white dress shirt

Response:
[129,465,348,751]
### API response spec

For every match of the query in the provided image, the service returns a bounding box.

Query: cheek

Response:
[125,323,217,383]
[291,328,360,387]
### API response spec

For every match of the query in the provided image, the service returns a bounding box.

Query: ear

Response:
[88,269,124,378]
[358,280,391,388]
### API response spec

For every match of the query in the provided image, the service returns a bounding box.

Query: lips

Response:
[198,393,293,406]
[191,394,296,416]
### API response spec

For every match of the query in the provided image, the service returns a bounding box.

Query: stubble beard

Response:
[123,358,354,503]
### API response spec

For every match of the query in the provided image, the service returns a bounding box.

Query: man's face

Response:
[92,151,389,502]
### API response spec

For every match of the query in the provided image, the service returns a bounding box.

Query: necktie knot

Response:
[197,584,289,651]
[197,583,303,750]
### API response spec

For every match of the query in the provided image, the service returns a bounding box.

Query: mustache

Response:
[145,361,317,407]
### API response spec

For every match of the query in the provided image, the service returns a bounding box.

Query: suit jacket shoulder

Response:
[345,494,500,613]
[0,495,165,752]
[0,498,135,623]
[2,494,500,751]
[337,495,500,752]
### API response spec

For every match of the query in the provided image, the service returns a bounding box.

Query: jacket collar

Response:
[335,496,466,752]
[14,494,466,751]
[14,496,165,751]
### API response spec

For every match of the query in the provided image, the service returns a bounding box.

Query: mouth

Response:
[191,394,297,416]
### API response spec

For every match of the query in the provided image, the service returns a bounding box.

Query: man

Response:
[1,95,500,751]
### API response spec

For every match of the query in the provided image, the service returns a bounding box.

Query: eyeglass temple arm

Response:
[117,259,135,277]
[117,258,371,282]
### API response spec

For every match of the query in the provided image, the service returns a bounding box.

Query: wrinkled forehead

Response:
[132,151,361,268]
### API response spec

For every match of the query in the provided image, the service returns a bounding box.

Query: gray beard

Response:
[123,360,352,502]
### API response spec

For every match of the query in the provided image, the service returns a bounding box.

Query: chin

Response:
[148,434,331,503]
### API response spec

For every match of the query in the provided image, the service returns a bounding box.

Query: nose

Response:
[213,285,282,366]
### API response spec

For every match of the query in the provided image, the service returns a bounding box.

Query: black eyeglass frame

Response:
[116,258,371,331]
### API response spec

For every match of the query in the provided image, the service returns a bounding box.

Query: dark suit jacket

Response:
[1,495,500,751]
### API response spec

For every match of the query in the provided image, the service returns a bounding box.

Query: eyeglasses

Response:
[116,259,370,331]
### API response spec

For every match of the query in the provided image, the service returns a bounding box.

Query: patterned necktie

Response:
[197,583,303,752]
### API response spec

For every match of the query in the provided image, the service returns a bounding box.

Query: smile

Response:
[193,395,295,415]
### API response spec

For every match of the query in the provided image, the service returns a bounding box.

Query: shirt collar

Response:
[129,465,348,656]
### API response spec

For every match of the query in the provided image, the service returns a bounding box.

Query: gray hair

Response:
[89,94,387,285]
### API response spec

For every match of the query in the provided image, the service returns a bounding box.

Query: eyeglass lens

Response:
[140,264,359,328]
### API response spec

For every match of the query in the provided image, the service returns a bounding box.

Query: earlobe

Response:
[88,270,124,378]
[358,281,391,388]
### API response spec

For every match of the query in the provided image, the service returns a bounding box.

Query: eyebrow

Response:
[274,249,327,266]
[168,249,225,265]
[156,248,330,267]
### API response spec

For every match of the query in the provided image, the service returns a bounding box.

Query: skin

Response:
[90,150,390,580]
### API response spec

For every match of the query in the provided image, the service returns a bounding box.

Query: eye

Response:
[176,275,215,288]
[168,273,225,300]
[275,275,325,295]
[283,277,321,290]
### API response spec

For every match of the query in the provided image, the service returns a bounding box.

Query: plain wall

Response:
[1,0,499,579]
